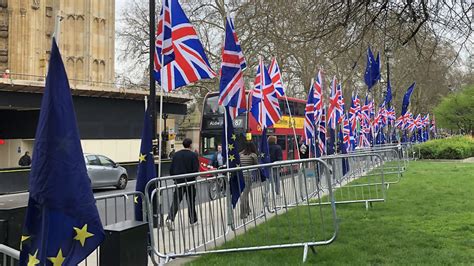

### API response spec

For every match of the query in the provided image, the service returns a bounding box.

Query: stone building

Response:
[0,0,114,84]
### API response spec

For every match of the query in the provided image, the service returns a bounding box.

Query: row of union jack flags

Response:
[152,1,436,155]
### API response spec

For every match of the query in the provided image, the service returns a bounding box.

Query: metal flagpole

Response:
[149,0,157,169]
[223,107,233,227]
[53,12,63,44]
[281,73,300,159]
[157,0,166,178]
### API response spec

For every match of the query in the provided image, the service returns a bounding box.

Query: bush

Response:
[415,136,474,159]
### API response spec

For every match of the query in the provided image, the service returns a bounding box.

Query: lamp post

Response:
[385,47,393,142]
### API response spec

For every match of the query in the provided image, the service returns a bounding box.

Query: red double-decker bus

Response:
[199,91,306,162]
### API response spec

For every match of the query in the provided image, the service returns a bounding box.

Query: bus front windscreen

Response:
[203,95,224,116]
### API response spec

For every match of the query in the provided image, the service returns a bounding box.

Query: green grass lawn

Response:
[188,161,474,265]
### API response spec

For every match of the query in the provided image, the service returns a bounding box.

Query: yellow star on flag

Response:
[28,250,40,266]
[134,196,139,204]
[231,134,237,141]
[228,144,234,151]
[20,235,30,250]
[138,153,146,163]
[260,152,265,158]
[73,224,94,247]
[48,249,65,266]
[229,154,235,162]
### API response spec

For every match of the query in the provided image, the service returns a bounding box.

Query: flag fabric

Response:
[250,58,281,128]
[218,16,247,119]
[268,58,285,97]
[401,82,416,115]
[327,77,342,129]
[364,47,380,91]
[336,83,345,124]
[154,0,216,92]
[134,108,157,221]
[258,128,271,181]
[342,113,351,153]
[304,83,316,145]
[157,0,175,66]
[317,107,327,156]
[314,70,323,123]
[222,106,245,208]
[20,39,104,265]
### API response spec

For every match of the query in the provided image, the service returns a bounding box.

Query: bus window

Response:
[288,135,295,159]
[201,135,222,159]
[279,101,287,115]
[203,95,224,116]
[294,102,305,116]
[286,101,294,116]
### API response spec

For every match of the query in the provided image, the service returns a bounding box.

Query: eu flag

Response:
[401,82,416,115]
[134,107,156,221]
[222,106,245,208]
[258,128,271,181]
[19,39,104,265]
[364,47,380,91]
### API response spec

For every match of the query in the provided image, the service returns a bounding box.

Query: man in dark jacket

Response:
[268,136,283,195]
[166,138,199,231]
[18,151,32,166]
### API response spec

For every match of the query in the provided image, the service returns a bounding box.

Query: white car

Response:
[84,153,128,189]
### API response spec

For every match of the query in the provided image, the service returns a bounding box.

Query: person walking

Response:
[18,151,32,166]
[239,141,258,219]
[268,136,283,195]
[166,138,199,231]
[299,138,309,159]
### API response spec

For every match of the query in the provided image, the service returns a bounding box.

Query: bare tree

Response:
[116,0,473,115]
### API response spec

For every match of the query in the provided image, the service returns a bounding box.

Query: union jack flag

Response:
[327,77,342,129]
[318,107,327,155]
[268,58,285,97]
[314,70,323,124]
[343,113,350,152]
[154,0,216,92]
[337,83,345,124]
[358,122,371,148]
[349,95,359,148]
[218,16,246,119]
[360,96,370,124]
[304,83,316,145]
[250,58,281,128]
[387,106,396,124]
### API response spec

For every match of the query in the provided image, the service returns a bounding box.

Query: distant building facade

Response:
[0,0,114,84]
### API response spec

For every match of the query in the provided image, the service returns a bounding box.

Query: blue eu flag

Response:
[19,39,104,265]
[222,106,245,208]
[135,107,156,221]
[364,46,380,91]
[258,127,271,181]
[401,82,416,115]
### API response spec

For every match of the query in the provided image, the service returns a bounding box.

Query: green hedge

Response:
[416,136,474,159]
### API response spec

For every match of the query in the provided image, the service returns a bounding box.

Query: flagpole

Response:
[149,0,158,179]
[223,107,233,226]
[157,0,166,179]
[276,58,300,159]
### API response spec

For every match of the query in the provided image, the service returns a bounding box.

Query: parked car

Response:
[84,153,128,189]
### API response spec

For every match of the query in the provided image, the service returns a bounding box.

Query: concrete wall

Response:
[81,139,141,163]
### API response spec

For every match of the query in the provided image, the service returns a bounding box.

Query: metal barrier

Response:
[145,158,338,264]
[79,191,147,266]
[0,244,19,266]
[321,152,386,210]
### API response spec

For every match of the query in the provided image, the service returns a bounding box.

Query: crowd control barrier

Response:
[145,158,338,264]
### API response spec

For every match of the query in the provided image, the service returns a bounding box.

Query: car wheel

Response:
[116,174,128,190]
